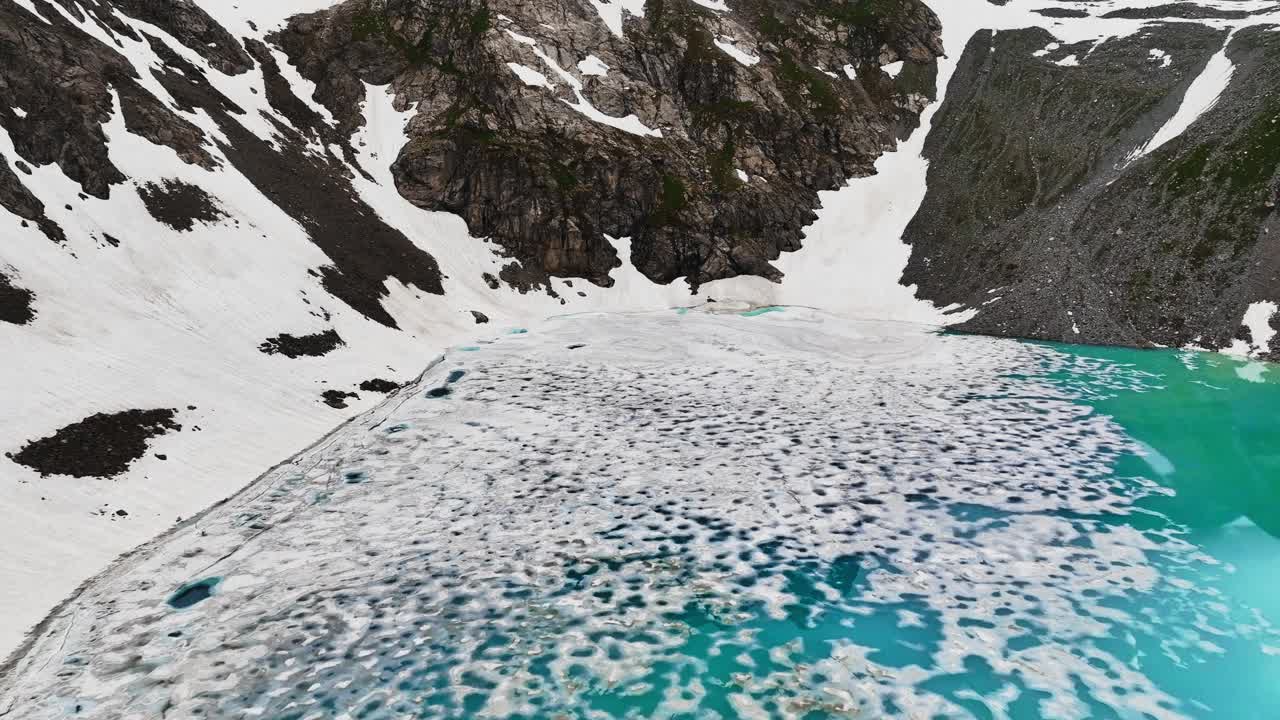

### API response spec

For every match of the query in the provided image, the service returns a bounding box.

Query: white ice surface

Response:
[2,310,1275,719]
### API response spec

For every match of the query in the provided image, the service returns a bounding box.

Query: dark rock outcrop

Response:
[902,23,1280,356]
[0,271,36,325]
[321,389,359,408]
[277,0,944,291]
[7,409,181,478]
[259,329,347,358]
[138,180,228,231]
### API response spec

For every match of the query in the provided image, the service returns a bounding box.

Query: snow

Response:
[1034,42,1061,58]
[882,60,905,78]
[714,37,761,67]
[735,168,749,182]
[506,62,554,88]
[197,0,347,37]
[1130,33,1235,161]
[8,0,47,22]
[1150,48,1173,67]
[0,12,580,659]
[1055,54,1081,67]
[586,0,646,37]
[10,107,27,119]
[504,28,538,46]
[1224,301,1278,358]
[577,54,609,77]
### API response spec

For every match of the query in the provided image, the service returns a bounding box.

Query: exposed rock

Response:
[1,0,444,329]
[322,389,359,408]
[138,180,228,232]
[1101,4,1258,20]
[359,378,401,392]
[0,150,65,244]
[0,1,215,201]
[0,270,36,325]
[258,329,346,358]
[277,0,944,291]
[902,23,1280,355]
[470,310,490,324]
[6,409,181,479]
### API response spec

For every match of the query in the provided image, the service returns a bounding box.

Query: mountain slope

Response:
[904,1,1280,356]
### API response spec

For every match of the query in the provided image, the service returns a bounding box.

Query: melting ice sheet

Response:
[2,310,1279,719]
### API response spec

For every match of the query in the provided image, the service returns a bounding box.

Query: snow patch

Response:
[1034,42,1061,58]
[1224,301,1278,358]
[577,55,609,77]
[11,107,27,119]
[507,62,554,89]
[1130,33,1236,162]
[714,37,760,67]
[882,60,905,78]
[586,0,646,37]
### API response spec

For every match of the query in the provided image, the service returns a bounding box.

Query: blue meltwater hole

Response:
[167,577,221,610]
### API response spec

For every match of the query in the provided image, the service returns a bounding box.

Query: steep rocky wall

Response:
[902,20,1280,356]
[277,0,944,291]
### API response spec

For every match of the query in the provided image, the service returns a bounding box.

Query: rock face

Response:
[903,22,1280,357]
[0,0,444,328]
[277,0,943,290]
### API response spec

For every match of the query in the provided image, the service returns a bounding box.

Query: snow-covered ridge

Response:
[1,0,1278,666]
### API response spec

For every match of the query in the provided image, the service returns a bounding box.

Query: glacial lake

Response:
[2,309,1277,719]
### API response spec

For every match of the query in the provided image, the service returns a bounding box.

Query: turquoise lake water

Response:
[401,340,1280,719]
[482,340,1280,719]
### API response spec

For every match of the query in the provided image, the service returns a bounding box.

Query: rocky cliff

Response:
[275,0,944,291]
[904,7,1280,357]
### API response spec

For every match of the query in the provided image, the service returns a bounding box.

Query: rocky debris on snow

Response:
[137,179,228,231]
[321,389,359,408]
[6,409,181,479]
[470,310,490,324]
[0,270,35,325]
[359,378,401,393]
[258,329,347,358]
